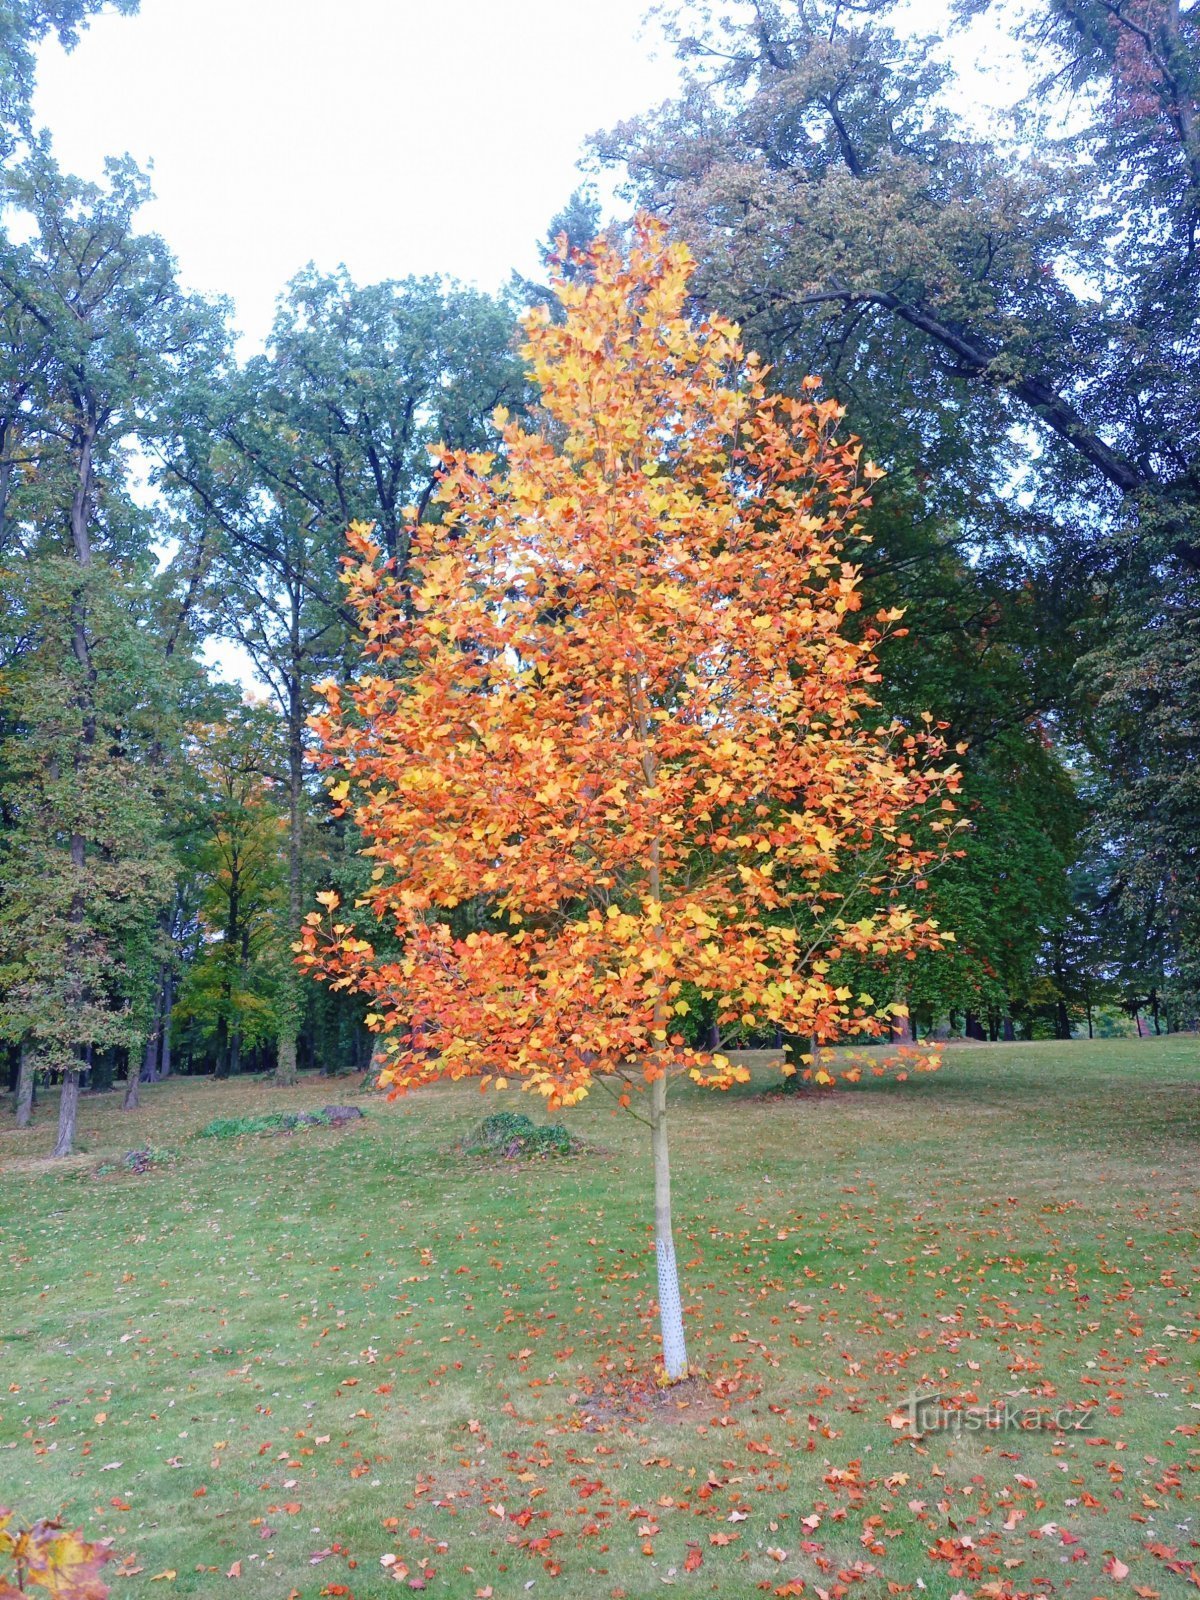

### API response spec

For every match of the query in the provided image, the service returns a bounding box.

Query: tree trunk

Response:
[123,1048,141,1110]
[92,1047,116,1093]
[214,1013,230,1079]
[1002,1014,1016,1042]
[649,1071,688,1381]
[275,663,304,1086]
[892,980,913,1042]
[159,971,173,1078]
[142,974,163,1083]
[1055,997,1071,1040]
[53,1066,81,1157]
[14,1043,34,1128]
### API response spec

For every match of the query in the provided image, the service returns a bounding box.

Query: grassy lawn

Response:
[1,1039,1198,1599]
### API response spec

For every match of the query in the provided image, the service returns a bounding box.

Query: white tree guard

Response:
[656,1232,689,1379]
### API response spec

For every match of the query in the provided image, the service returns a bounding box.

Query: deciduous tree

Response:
[299,222,960,1379]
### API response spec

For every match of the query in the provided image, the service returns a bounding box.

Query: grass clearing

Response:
[1,1040,1198,1599]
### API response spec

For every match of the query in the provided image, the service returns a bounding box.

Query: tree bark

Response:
[650,1070,688,1381]
[55,420,98,1158]
[1055,996,1071,1040]
[892,980,913,1042]
[14,1043,34,1128]
[141,973,163,1083]
[123,1049,141,1110]
[52,1066,81,1157]
[275,661,303,1085]
[159,971,173,1078]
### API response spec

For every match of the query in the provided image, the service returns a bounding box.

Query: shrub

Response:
[92,1144,177,1178]
[197,1105,365,1140]
[461,1110,577,1161]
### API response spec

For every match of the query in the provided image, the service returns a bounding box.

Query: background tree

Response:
[594,0,1200,1017]
[0,149,220,1149]
[299,223,960,1379]
[163,269,525,1083]
[171,707,286,1079]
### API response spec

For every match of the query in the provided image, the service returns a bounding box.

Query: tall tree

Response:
[163,269,524,1083]
[596,0,1200,1008]
[0,148,221,1150]
[299,223,959,1380]
[597,0,1199,552]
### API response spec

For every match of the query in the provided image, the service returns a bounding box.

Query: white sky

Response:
[32,0,1025,354]
[33,0,681,349]
[30,0,1023,690]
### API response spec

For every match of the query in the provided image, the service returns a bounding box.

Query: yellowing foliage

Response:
[299,219,960,1106]
[0,1510,111,1598]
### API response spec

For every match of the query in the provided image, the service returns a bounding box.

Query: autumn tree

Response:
[298,222,960,1380]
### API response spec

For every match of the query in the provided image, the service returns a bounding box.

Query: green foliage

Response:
[461,1110,578,1160]
[0,0,140,156]
[169,708,287,1078]
[196,1105,365,1139]
[596,0,1200,1015]
[197,1111,298,1138]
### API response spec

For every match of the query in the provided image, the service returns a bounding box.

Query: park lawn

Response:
[1,1040,1198,1600]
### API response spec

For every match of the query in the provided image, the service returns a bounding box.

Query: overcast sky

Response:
[33,0,681,348]
[29,0,1019,689]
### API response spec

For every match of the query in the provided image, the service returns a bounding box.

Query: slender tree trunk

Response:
[159,972,174,1078]
[53,1065,81,1157]
[54,423,99,1159]
[214,1013,230,1079]
[14,1043,34,1128]
[649,1070,688,1381]
[275,662,303,1086]
[141,975,163,1083]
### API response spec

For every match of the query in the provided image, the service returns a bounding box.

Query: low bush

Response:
[460,1110,579,1160]
[197,1105,365,1140]
[91,1144,177,1178]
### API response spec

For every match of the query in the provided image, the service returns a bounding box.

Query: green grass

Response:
[1,1039,1198,1599]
